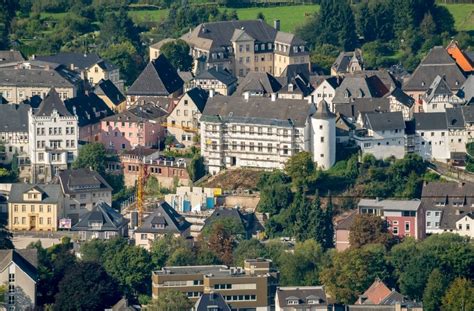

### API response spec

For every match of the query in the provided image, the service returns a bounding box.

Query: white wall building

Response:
[455,213,473,238]
[28,88,79,183]
[422,75,464,113]
[200,95,335,174]
[310,100,336,169]
[310,77,339,112]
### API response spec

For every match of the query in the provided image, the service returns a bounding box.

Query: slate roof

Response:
[386,88,415,108]
[313,99,335,120]
[71,201,128,232]
[335,210,357,230]
[150,38,176,50]
[203,207,248,231]
[35,88,72,117]
[34,52,116,71]
[93,79,126,106]
[195,67,237,86]
[457,74,474,104]
[134,201,191,234]
[0,103,29,133]
[403,46,466,92]
[194,292,230,311]
[336,97,390,118]
[8,183,62,204]
[201,95,313,127]
[103,103,168,123]
[276,286,327,307]
[424,75,456,103]
[0,50,25,63]
[0,249,38,281]
[127,55,184,96]
[278,64,314,97]
[58,168,112,195]
[364,111,405,131]
[235,72,282,96]
[358,199,420,211]
[413,112,448,130]
[332,50,363,73]
[333,75,389,105]
[64,93,114,127]
[310,75,341,89]
[445,107,465,129]
[186,87,209,112]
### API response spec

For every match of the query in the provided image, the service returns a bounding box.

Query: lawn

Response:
[441,3,474,31]
[128,9,169,23]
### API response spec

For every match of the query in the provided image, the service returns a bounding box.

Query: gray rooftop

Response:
[413,112,448,131]
[333,75,389,105]
[201,95,313,127]
[194,293,230,311]
[195,67,237,86]
[0,103,29,133]
[135,201,190,234]
[58,168,112,194]
[364,111,405,131]
[358,199,421,211]
[0,50,25,63]
[71,201,128,232]
[0,249,38,281]
[276,286,327,307]
[8,183,62,204]
[235,71,282,96]
[35,88,73,117]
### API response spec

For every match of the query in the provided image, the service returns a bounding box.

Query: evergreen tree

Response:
[308,191,325,246]
[293,191,311,241]
[423,269,449,311]
[323,195,335,249]
[0,219,13,249]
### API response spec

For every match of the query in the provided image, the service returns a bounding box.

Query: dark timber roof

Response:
[35,88,72,117]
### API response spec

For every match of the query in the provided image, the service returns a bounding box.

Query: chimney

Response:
[244,92,250,101]
[274,20,281,31]
[271,93,277,102]
[209,89,215,98]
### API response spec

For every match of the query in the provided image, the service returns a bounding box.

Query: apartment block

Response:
[152,259,279,310]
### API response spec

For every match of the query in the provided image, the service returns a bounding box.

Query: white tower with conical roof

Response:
[311,99,336,169]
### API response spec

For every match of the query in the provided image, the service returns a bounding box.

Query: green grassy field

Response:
[440,4,474,31]
[128,9,169,24]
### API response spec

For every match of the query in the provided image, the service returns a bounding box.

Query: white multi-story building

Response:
[422,75,464,113]
[28,88,79,183]
[200,94,335,174]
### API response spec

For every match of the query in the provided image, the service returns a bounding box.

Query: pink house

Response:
[98,103,167,153]
[358,199,424,240]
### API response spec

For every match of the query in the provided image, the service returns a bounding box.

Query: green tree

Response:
[101,40,143,86]
[349,214,392,248]
[310,44,340,74]
[0,218,13,249]
[285,151,315,190]
[166,247,195,266]
[320,244,391,304]
[188,155,206,182]
[54,262,121,311]
[293,191,311,241]
[441,278,474,311]
[146,290,192,311]
[207,222,234,265]
[73,143,108,175]
[423,269,449,311]
[257,170,292,215]
[150,234,188,268]
[160,39,193,72]
[79,239,107,263]
[0,284,5,303]
[233,239,267,266]
[420,12,436,39]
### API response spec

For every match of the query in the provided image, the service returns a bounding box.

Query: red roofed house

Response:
[446,41,474,74]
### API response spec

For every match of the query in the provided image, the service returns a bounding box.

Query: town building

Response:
[28,88,79,183]
[149,38,175,61]
[193,292,231,311]
[446,40,474,74]
[152,258,279,310]
[350,279,422,311]
[192,68,237,96]
[99,103,167,153]
[71,201,128,241]
[331,74,389,106]
[166,87,209,147]
[57,168,113,225]
[64,93,114,143]
[127,55,184,106]
[235,71,282,97]
[0,61,82,103]
[119,148,190,188]
[8,184,63,232]
[180,19,309,77]
[403,46,466,104]
[421,181,474,236]
[331,50,364,76]
[358,199,424,239]
[275,286,328,311]
[0,103,29,163]
[421,75,464,113]
[335,210,356,251]
[277,64,314,100]
[134,201,191,250]
[457,74,474,104]
[34,52,121,88]
[310,76,341,112]
[202,207,261,239]
[0,249,38,310]
[335,97,390,121]
[93,79,127,112]
[386,88,415,121]
[200,95,336,173]
[354,111,406,159]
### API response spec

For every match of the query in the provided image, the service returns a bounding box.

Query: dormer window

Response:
[344,90,350,98]
[307,299,320,305]
[287,299,299,305]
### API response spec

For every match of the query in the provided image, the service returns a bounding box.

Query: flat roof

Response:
[358,199,421,211]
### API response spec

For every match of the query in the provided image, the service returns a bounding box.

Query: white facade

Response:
[455,215,473,238]
[0,131,29,163]
[310,80,337,112]
[28,99,79,183]
[356,130,406,160]
[310,112,336,169]
[415,129,450,161]
[422,94,464,113]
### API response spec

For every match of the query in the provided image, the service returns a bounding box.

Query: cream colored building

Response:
[455,213,473,238]
[166,88,208,147]
[180,20,309,77]
[149,38,176,61]
[8,184,63,232]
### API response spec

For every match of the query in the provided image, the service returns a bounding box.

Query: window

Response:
[47,218,51,225]
[257,143,263,152]
[39,217,43,225]
[22,205,26,212]
[427,221,431,227]
[393,227,399,234]
[405,221,410,232]
[427,211,431,216]
[47,205,51,213]
[435,212,441,217]
[268,143,273,153]
[141,234,147,240]
[240,142,245,151]
[320,137,324,143]
[467,224,470,230]
[8,273,14,282]
[8,284,14,293]
[8,295,14,305]
[283,145,288,155]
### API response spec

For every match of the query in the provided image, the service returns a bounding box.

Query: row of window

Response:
[224,294,257,301]
[13,204,52,213]
[105,121,143,128]
[211,141,297,155]
[36,127,75,136]
[426,221,440,228]
[457,223,471,231]
[13,217,52,225]
[208,125,302,137]
[175,109,197,117]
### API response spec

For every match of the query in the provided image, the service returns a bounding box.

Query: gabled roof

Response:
[71,201,128,232]
[386,87,415,108]
[413,112,448,130]
[35,88,72,117]
[64,93,114,127]
[445,107,465,129]
[235,72,282,96]
[203,207,248,231]
[358,199,420,211]
[335,98,390,119]
[364,111,405,131]
[403,46,466,92]
[457,74,474,104]
[34,52,115,71]
[127,55,184,96]
[195,67,237,86]
[103,102,168,123]
[446,40,474,73]
[185,87,209,112]
[332,50,363,73]
[201,95,314,127]
[276,286,327,307]
[58,168,112,194]
[333,75,389,105]
[335,210,357,230]
[357,279,391,305]
[424,75,455,103]
[0,249,38,281]
[134,201,191,234]
[0,50,25,63]
[194,292,231,311]
[8,183,62,204]
[0,103,29,133]
[93,79,126,106]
